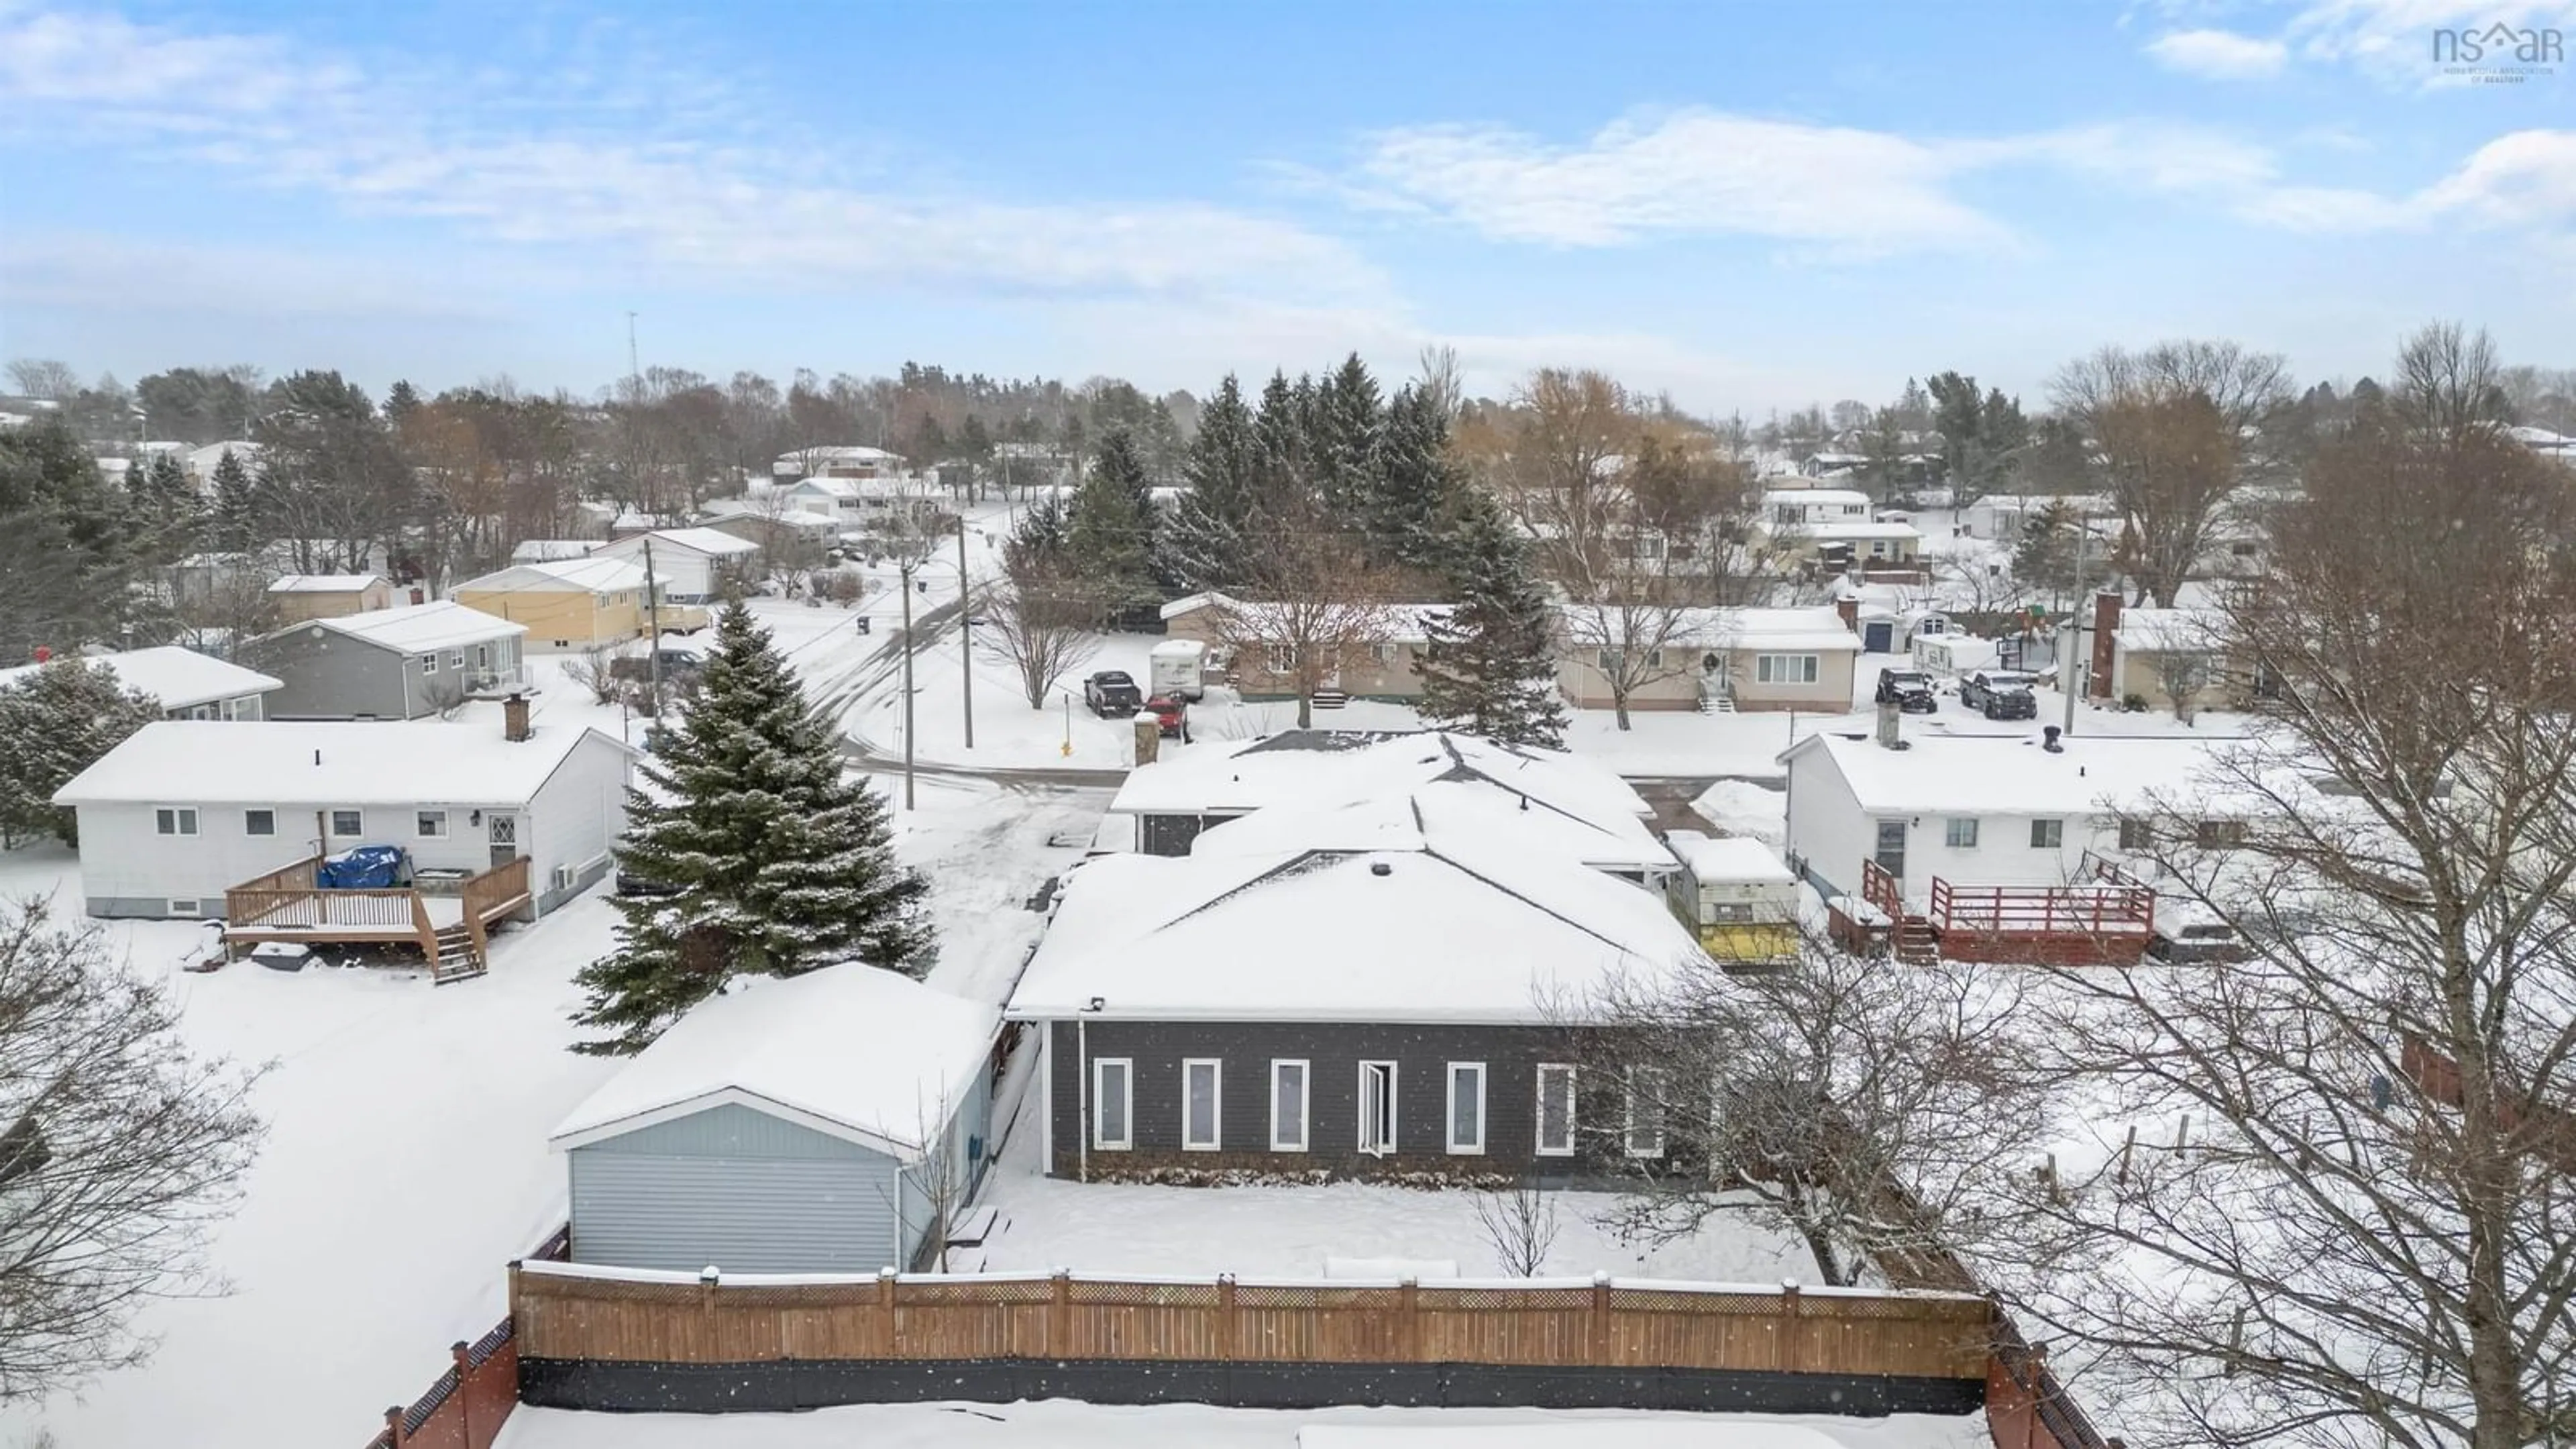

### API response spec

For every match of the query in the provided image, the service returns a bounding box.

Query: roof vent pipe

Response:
[1370,860,1393,877]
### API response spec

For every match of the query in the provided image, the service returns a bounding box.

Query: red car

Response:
[1144,694,1191,740]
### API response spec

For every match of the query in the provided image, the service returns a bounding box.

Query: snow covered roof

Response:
[456,557,649,594]
[1663,830,1794,885]
[1009,837,1710,1024]
[53,720,627,808]
[1780,732,2255,817]
[1762,488,1872,508]
[1182,778,1675,876]
[2115,608,2225,653]
[1108,731,1653,828]
[697,498,842,530]
[550,965,998,1161]
[775,445,904,468]
[596,527,763,560]
[1157,591,1451,641]
[265,600,525,652]
[510,539,600,563]
[1567,606,1858,653]
[0,646,280,710]
[1784,521,1923,541]
[267,573,386,594]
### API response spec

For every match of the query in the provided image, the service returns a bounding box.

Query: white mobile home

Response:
[592,527,763,603]
[51,716,633,920]
[0,646,280,720]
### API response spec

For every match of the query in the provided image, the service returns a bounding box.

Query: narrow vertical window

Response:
[1358,1061,1399,1156]
[1624,1069,1667,1159]
[1093,1058,1132,1150]
[1536,1065,1577,1157]
[1182,1059,1222,1151]
[1446,1063,1486,1155]
[1271,1060,1309,1152]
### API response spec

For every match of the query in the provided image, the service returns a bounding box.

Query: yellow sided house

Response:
[453,557,651,653]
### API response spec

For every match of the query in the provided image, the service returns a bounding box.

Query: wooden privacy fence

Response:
[511,1263,1992,1382]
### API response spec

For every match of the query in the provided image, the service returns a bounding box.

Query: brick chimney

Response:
[1834,596,1859,632]
[2089,592,2122,700]
[504,692,531,743]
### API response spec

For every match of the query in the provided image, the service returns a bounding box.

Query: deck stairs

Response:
[431,923,487,985]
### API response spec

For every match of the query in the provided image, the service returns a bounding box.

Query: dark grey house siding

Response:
[1137,812,1238,857]
[1044,1019,1623,1179]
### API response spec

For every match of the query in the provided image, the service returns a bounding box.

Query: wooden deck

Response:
[1858,861,2154,967]
[225,855,532,975]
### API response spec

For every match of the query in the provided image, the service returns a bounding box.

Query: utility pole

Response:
[959,521,974,750]
[626,311,641,386]
[900,559,916,809]
[643,536,663,717]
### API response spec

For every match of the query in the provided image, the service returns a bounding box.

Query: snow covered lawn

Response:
[0,843,622,1449]
[970,1130,1823,1286]
[495,1400,1991,1449]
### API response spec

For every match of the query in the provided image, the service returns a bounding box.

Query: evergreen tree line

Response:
[1005,354,1566,747]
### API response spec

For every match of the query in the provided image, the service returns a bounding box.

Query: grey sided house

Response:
[549,965,1001,1274]
[1099,729,1671,885]
[1008,816,1709,1183]
[244,600,528,720]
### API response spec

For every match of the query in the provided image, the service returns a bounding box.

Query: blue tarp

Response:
[317,845,410,890]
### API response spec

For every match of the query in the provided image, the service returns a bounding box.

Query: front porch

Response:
[223,854,533,982]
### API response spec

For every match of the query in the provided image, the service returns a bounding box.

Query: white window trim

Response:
[1624,1069,1667,1159]
[1358,1060,1399,1157]
[1756,653,1821,686]
[1945,817,1980,849]
[2030,818,2065,849]
[168,898,202,917]
[417,810,448,839]
[1270,1059,1310,1153]
[419,653,437,676]
[1181,1058,1223,1152]
[154,806,199,837]
[1536,1063,1578,1158]
[1091,1057,1133,1151]
[244,808,276,836]
[1446,1062,1487,1156]
[331,809,364,837]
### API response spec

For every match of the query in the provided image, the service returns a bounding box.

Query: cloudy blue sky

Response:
[1,0,2570,413]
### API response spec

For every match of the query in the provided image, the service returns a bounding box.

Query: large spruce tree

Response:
[1065,428,1161,610]
[573,602,932,1055]
[1165,374,1260,591]
[1369,382,1456,572]
[1418,494,1568,749]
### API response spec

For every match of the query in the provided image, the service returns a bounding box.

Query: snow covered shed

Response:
[550,966,1001,1274]
[1660,830,1799,967]
[1008,828,1711,1181]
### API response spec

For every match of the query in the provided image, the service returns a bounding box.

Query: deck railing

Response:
[1927,879,2154,936]
[459,857,532,961]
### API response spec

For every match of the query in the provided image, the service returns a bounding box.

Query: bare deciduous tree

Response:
[4,359,79,401]
[1989,402,2576,1448]
[0,899,264,1401]
[1587,940,2038,1289]
[2051,340,2292,609]
[977,570,1103,710]
[1206,492,1403,729]
[561,643,627,706]
[2392,320,2513,443]
[1471,1175,1563,1278]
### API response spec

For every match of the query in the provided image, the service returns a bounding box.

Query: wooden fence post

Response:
[877,1267,897,1356]
[699,1266,719,1358]
[450,1341,472,1442]
[1589,1272,1611,1366]
[1051,1269,1072,1358]
[1779,1281,1800,1373]
[1218,1274,1237,1362]
[1401,1277,1421,1362]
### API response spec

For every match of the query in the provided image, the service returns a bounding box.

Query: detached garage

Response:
[549,965,1000,1275]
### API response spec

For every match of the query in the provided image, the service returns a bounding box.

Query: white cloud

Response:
[0,4,1387,308]
[2145,28,2291,78]
[0,231,515,321]
[2235,129,2576,230]
[1340,110,2290,255]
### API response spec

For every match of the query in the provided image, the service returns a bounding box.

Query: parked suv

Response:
[1960,669,2037,712]
[1083,669,1143,716]
[1980,683,2038,720]
[1874,667,1937,713]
